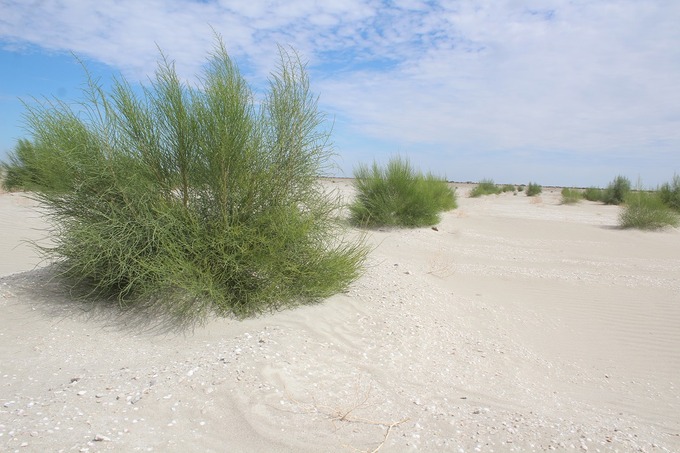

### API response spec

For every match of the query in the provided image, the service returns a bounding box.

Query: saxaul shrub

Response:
[526,182,542,196]
[583,187,604,202]
[2,139,44,192]
[470,179,501,197]
[3,38,367,319]
[619,190,679,230]
[658,174,680,212]
[603,175,631,205]
[561,187,582,204]
[349,156,457,228]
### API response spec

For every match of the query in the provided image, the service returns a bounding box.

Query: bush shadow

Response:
[1,266,219,336]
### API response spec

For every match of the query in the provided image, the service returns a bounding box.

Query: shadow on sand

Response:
[0,266,233,336]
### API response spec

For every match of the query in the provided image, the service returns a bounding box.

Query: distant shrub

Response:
[349,156,456,228]
[526,182,542,197]
[583,187,604,202]
[2,140,36,191]
[501,184,516,193]
[619,191,679,230]
[2,38,367,319]
[658,175,680,212]
[561,187,582,204]
[517,184,525,192]
[1,138,77,193]
[470,179,501,197]
[602,175,631,205]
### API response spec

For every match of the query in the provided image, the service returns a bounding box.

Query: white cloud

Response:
[1,0,679,185]
[318,1,680,158]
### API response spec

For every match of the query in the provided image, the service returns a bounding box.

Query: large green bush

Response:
[603,175,631,205]
[3,39,367,319]
[619,191,679,230]
[349,156,456,228]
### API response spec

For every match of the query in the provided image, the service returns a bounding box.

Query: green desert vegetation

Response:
[583,186,605,202]
[658,174,680,212]
[469,178,501,197]
[2,139,47,192]
[501,184,516,193]
[1,38,367,319]
[560,187,582,204]
[602,175,631,205]
[349,156,457,228]
[525,182,542,196]
[582,177,631,205]
[619,190,679,230]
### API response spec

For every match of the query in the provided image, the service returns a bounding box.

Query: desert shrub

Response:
[470,179,501,197]
[526,182,542,196]
[501,184,516,193]
[561,187,582,204]
[619,191,679,230]
[349,156,456,228]
[602,175,631,205]
[4,38,367,319]
[583,187,604,202]
[517,184,525,192]
[658,175,680,212]
[2,140,38,191]
[1,138,80,193]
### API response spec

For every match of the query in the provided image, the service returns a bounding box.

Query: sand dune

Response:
[1,182,679,452]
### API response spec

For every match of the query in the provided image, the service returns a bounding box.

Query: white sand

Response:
[1,182,679,452]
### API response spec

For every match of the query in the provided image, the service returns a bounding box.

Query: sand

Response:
[1,182,679,452]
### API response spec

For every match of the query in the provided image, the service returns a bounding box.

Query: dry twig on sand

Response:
[284,381,409,453]
[426,250,455,278]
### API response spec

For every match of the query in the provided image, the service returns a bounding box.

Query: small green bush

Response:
[3,38,367,319]
[2,140,40,191]
[658,175,680,212]
[501,184,516,193]
[470,179,501,197]
[517,184,525,192]
[603,175,631,205]
[561,187,582,204]
[526,182,542,197]
[619,191,679,230]
[583,187,604,202]
[349,156,456,228]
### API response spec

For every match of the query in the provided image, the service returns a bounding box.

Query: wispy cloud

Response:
[1,0,679,185]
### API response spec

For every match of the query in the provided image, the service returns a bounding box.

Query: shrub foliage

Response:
[349,156,456,228]
[561,187,582,204]
[526,182,542,197]
[619,191,679,230]
[603,175,631,205]
[470,179,501,197]
[3,39,367,319]
[659,174,680,212]
[583,187,604,202]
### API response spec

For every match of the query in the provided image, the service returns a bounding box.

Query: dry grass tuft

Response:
[284,380,409,452]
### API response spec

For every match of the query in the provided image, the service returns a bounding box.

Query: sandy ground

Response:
[1,181,679,453]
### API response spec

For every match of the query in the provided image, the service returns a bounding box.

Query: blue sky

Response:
[1,0,679,187]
